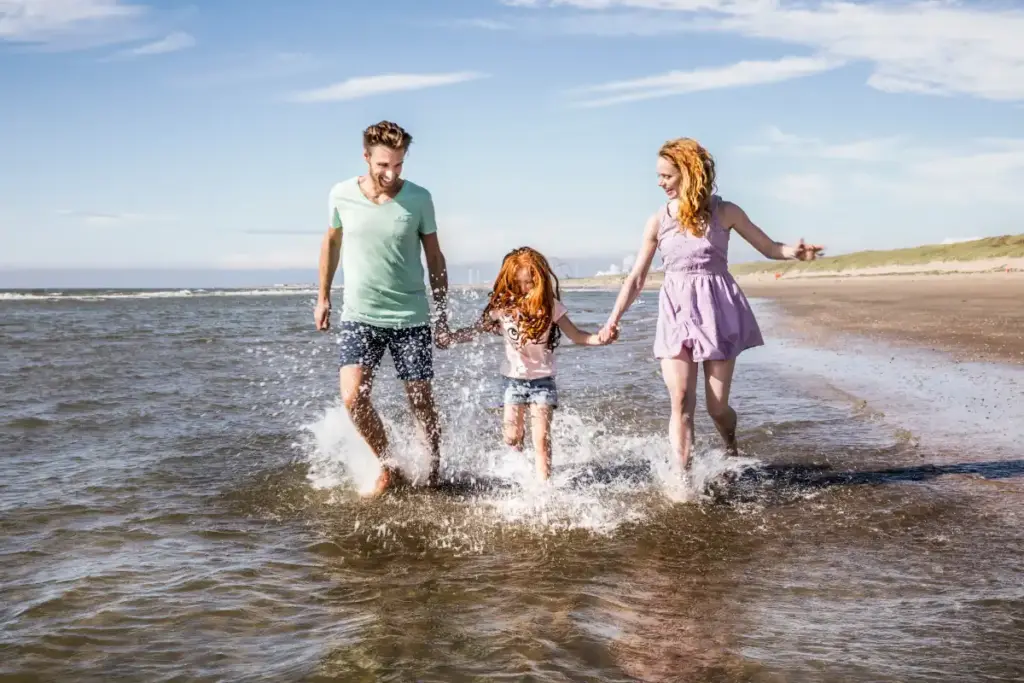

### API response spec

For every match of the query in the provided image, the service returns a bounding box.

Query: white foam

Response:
[298,400,762,535]
[0,287,320,302]
[753,301,1024,457]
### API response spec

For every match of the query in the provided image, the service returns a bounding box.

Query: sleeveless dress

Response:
[653,196,764,362]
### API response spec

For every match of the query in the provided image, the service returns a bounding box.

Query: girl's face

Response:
[514,266,535,295]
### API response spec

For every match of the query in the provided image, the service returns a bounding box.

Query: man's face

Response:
[364,145,405,190]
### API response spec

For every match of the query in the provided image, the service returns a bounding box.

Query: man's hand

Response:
[315,299,331,331]
[433,315,452,349]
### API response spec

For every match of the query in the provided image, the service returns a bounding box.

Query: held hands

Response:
[314,299,331,331]
[597,323,620,345]
[433,314,452,350]
[790,239,825,261]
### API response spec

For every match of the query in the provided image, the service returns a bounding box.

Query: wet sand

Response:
[739,272,1024,364]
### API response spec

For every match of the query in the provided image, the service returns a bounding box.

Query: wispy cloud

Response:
[179,51,318,88]
[738,126,903,162]
[56,209,172,227]
[121,30,192,56]
[503,0,1024,102]
[288,71,488,103]
[568,55,839,107]
[443,17,512,30]
[218,249,319,270]
[0,0,146,49]
[746,128,1024,206]
[771,173,833,207]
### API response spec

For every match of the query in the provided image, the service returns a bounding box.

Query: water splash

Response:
[298,400,762,536]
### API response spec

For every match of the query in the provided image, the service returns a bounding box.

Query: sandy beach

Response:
[563,268,1024,364]
[738,272,1024,364]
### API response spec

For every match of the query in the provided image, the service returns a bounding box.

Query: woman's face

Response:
[656,155,685,200]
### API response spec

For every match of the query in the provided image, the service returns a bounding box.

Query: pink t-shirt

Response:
[490,300,567,380]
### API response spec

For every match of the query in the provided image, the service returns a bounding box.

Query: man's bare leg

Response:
[340,365,397,496]
[404,380,442,486]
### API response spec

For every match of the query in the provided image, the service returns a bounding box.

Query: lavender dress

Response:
[653,196,764,362]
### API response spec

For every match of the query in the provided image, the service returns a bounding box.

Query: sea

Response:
[2,287,1023,682]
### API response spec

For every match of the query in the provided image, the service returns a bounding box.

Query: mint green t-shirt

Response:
[328,177,437,329]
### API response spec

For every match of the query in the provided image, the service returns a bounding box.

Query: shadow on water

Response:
[322,458,1024,503]
[749,458,1024,486]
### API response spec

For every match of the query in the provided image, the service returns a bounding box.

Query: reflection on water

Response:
[1,290,1023,682]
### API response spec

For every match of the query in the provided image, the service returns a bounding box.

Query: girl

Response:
[599,138,823,471]
[446,246,615,480]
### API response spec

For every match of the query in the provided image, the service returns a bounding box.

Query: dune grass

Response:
[561,234,1024,287]
[729,234,1024,275]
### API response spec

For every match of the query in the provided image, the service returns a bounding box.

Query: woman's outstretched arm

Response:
[721,200,824,261]
[602,213,660,337]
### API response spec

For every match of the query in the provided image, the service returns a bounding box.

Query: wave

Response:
[0,287,321,302]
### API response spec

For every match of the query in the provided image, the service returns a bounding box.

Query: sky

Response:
[2,0,1024,276]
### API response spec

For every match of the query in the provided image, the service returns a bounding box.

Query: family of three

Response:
[314,121,823,496]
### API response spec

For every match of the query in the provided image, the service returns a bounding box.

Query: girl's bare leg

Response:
[661,356,699,470]
[503,403,526,450]
[529,404,554,480]
[703,359,738,455]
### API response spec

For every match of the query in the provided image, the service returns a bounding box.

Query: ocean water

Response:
[2,288,1023,682]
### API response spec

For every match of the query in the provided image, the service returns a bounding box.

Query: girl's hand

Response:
[597,324,619,345]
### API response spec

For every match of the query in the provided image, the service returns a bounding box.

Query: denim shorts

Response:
[337,321,433,381]
[503,376,558,408]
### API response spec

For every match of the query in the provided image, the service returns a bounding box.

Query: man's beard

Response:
[372,171,399,193]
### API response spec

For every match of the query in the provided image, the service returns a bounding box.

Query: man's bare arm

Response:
[420,231,449,320]
[315,227,342,330]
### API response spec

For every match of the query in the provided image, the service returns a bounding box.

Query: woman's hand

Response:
[787,239,825,261]
[597,323,619,345]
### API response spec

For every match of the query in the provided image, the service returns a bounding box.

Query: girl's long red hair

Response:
[484,246,562,348]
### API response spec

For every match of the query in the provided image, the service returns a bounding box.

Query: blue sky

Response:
[2,0,1023,273]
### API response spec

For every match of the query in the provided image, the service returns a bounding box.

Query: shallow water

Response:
[2,288,1023,682]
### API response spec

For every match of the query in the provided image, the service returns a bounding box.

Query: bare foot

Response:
[364,466,404,498]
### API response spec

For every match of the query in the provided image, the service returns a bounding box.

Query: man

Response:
[314,120,451,496]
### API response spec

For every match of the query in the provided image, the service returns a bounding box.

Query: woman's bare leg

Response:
[703,359,738,455]
[661,355,699,470]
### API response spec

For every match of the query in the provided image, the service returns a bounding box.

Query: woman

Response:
[599,138,823,470]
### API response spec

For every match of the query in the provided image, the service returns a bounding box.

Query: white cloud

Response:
[218,250,316,270]
[445,18,512,30]
[0,0,144,47]
[771,173,832,206]
[180,52,319,88]
[569,55,839,106]
[56,209,171,227]
[746,128,1024,206]
[122,30,192,56]
[289,71,488,103]
[505,0,1024,102]
[739,126,903,162]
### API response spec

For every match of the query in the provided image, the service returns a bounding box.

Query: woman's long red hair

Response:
[484,246,562,348]
[659,137,716,238]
